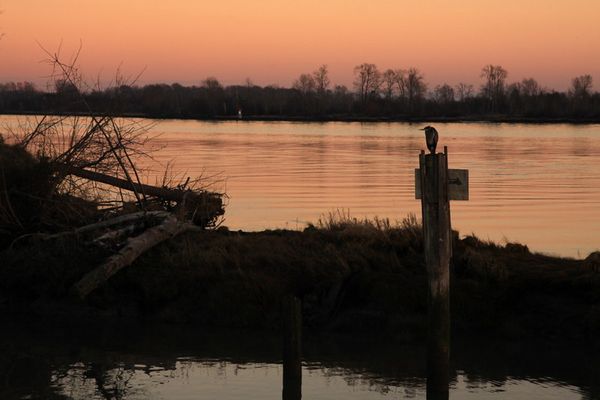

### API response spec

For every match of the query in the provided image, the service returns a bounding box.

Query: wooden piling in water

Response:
[419,149,451,399]
[282,295,302,400]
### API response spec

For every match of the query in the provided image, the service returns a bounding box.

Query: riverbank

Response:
[3,111,600,124]
[1,217,598,344]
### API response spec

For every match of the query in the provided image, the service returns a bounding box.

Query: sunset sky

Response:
[1,0,599,91]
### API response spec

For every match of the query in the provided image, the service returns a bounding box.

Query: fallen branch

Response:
[91,224,138,246]
[66,166,224,226]
[67,166,213,202]
[72,215,197,298]
[45,211,170,239]
[8,210,169,249]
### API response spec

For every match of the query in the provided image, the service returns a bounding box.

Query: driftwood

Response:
[8,211,170,249]
[66,166,224,227]
[72,215,198,298]
[48,211,169,239]
[92,224,138,246]
[58,165,225,297]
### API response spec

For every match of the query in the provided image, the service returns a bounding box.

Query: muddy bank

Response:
[1,219,599,344]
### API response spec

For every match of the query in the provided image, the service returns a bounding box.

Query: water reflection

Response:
[282,296,302,400]
[426,342,449,400]
[142,120,600,258]
[0,319,598,399]
[1,116,599,257]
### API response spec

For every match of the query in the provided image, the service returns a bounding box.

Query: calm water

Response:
[145,120,600,258]
[1,320,598,400]
[2,116,599,257]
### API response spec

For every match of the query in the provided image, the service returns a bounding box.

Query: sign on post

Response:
[415,169,469,201]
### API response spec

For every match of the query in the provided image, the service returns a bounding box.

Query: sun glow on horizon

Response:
[1,0,599,91]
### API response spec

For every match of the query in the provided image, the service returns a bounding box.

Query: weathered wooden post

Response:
[420,147,450,399]
[282,295,302,400]
[415,144,468,400]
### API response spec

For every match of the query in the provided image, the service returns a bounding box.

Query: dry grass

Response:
[0,214,598,342]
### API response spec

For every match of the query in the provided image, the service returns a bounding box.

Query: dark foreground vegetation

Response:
[1,140,599,357]
[2,64,600,121]
[1,117,599,346]
[1,57,599,350]
[1,214,599,345]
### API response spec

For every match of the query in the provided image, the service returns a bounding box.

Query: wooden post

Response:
[282,295,302,400]
[419,149,451,400]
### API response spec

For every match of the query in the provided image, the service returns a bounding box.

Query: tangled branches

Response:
[0,48,225,248]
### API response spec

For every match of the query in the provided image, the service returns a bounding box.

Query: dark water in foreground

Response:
[1,320,598,400]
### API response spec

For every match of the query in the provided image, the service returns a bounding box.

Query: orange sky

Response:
[1,0,599,91]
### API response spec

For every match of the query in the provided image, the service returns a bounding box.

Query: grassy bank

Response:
[1,215,599,344]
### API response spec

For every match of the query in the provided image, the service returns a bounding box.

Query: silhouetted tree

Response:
[405,68,426,113]
[312,65,330,94]
[455,83,474,101]
[54,79,79,95]
[201,77,226,115]
[293,73,316,94]
[520,78,541,96]
[312,65,331,115]
[480,64,507,112]
[569,74,594,117]
[569,74,593,98]
[382,69,397,99]
[1,64,599,120]
[433,84,454,104]
[332,84,353,113]
[293,73,316,114]
[353,63,381,104]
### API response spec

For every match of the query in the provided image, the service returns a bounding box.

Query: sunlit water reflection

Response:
[2,116,599,257]
[146,120,600,258]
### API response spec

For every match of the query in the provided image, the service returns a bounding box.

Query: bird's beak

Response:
[419,127,426,130]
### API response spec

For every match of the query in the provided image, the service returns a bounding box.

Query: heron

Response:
[420,126,438,154]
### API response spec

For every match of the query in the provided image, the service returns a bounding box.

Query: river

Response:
[142,120,600,258]
[1,116,599,399]
[2,116,599,256]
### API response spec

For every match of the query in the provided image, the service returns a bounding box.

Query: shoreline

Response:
[2,111,600,125]
[1,224,599,345]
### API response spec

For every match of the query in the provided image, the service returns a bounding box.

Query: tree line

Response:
[0,64,598,120]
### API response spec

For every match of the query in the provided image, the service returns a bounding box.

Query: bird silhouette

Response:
[420,126,438,154]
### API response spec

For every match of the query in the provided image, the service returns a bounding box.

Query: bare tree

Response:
[201,77,222,90]
[393,69,407,99]
[455,82,474,101]
[353,63,381,103]
[520,78,541,96]
[405,68,426,110]
[433,84,455,104]
[312,65,330,94]
[480,64,507,111]
[293,73,316,94]
[382,69,397,99]
[569,74,593,98]
[201,77,225,114]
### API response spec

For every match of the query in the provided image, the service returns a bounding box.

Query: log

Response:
[92,224,138,245]
[66,166,224,226]
[72,215,195,298]
[43,211,170,240]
